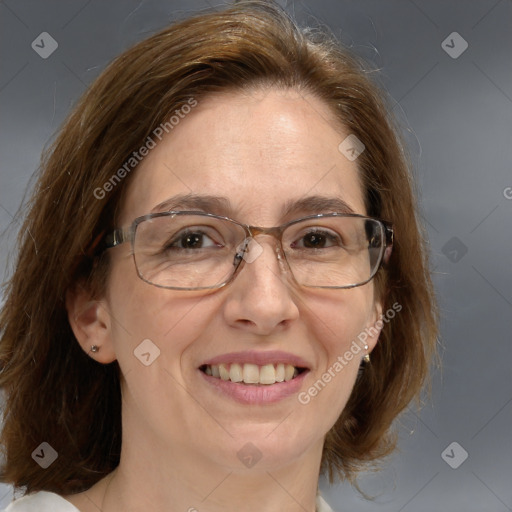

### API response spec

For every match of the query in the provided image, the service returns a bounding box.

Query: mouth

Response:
[199,363,308,386]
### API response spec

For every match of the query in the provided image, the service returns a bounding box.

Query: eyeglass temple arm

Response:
[383,223,394,264]
[85,228,128,258]
[103,228,129,249]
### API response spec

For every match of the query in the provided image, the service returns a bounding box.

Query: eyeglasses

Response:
[103,211,393,290]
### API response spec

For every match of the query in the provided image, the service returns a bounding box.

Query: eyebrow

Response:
[150,193,356,219]
[151,194,234,216]
[281,195,355,217]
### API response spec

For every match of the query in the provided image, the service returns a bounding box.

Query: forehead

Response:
[120,88,366,225]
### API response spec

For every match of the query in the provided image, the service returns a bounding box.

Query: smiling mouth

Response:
[199,363,308,385]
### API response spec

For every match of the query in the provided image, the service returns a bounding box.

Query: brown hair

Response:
[0,0,437,495]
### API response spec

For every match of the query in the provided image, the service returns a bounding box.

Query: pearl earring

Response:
[363,343,370,363]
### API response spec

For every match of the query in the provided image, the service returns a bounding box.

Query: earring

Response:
[90,345,100,353]
[362,343,370,363]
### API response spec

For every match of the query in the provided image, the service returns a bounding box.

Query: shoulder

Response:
[316,493,336,512]
[2,491,80,512]
[3,490,333,512]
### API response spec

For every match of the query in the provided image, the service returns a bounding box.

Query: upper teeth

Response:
[203,363,299,385]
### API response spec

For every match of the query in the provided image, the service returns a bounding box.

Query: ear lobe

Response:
[66,283,117,364]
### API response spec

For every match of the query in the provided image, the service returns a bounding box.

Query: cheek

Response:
[305,287,375,357]
[297,289,374,414]
[106,262,213,373]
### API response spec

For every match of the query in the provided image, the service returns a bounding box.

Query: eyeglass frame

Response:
[102,210,394,291]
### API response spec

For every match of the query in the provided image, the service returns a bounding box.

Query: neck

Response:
[101,441,323,512]
[66,411,324,512]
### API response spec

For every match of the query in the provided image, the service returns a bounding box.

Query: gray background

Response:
[0,0,511,511]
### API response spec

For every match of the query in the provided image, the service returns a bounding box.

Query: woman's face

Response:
[100,88,382,472]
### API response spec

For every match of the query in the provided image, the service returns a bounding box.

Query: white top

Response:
[3,490,335,511]
[2,491,80,511]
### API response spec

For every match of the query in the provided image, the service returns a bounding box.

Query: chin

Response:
[221,425,316,467]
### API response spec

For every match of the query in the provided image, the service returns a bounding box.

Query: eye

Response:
[167,229,221,250]
[291,229,342,249]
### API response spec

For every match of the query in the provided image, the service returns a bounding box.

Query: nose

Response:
[222,237,300,335]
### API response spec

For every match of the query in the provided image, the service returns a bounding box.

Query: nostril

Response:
[237,318,255,327]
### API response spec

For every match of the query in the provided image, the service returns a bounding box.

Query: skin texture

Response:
[65,88,383,512]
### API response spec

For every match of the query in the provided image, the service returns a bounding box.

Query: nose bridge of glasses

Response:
[241,225,288,268]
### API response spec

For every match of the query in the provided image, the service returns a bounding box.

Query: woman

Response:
[0,1,437,511]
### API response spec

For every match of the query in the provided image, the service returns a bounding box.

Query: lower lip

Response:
[198,369,309,404]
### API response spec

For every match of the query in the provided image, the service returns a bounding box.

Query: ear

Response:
[364,298,384,354]
[66,282,117,364]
